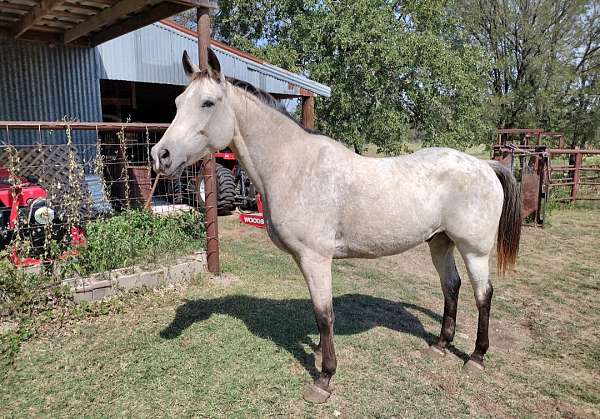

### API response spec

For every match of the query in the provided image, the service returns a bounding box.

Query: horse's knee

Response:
[315,306,334,330]
[475,284,493,310]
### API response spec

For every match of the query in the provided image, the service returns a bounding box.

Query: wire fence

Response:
[0,122,205,278]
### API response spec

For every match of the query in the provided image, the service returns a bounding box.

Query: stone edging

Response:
[62,251,207,302]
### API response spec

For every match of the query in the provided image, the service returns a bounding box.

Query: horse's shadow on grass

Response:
[160,294,469,379]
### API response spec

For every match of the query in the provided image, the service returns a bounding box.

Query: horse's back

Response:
[330,147,503,258]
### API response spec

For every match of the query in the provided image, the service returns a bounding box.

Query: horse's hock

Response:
[62,251,208,302]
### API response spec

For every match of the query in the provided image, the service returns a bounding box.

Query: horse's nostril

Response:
[159,148,171,168]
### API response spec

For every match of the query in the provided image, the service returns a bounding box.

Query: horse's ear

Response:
[182,50,200,79]
[207,48,223,82]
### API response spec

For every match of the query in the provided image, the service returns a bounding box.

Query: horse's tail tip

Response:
[488,161,522,277]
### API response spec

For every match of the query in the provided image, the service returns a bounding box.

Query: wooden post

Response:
[198,6,220,274]
[301,95,315,129]
[571,152,583,203]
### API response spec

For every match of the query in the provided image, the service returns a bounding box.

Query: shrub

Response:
[64,209,205,276]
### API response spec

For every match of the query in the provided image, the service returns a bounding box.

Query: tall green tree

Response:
[177,0,492,154]
[456,0,600,147]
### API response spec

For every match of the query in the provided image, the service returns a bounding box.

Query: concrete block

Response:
[110,267,138,280]
[187,260,205,276]
[73,290,94,302]
[192,251,208,271]
[62,277,78,288]
[92,286,113,300]
[111,267,141,290]
[166,260,201,284]
[138,269,165,288]
[115,272,140,290]
[66,251,207,303]
[92,279,111,290]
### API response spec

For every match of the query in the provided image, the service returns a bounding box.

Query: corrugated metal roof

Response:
[97,22,331,98]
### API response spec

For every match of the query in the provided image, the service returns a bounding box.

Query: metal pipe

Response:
[0,121,169,131]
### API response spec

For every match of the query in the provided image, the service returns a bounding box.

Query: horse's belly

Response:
[334,220,437,259]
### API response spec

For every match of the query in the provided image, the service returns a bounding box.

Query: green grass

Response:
[1,209,600,417]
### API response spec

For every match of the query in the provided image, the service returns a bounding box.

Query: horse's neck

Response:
[228,87,309,195]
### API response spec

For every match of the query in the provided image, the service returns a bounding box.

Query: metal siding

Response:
[0,39,101,167]
[97,22,330,97]
[0,39,102,123]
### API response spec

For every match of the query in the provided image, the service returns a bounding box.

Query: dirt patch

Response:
[207,273,241,287]
[527,397,597,418]
[490,318,532,354]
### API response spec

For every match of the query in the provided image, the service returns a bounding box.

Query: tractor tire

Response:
[215,164,236,214]
[238,169,257,211]
[192,164,236,214]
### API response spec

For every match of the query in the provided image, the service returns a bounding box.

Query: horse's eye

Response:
[202,100,215,108]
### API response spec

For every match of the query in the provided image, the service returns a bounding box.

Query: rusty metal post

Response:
[535,149,548,225]
[198,7,220,273]
[571,152,583,203]
[301,95,315,129]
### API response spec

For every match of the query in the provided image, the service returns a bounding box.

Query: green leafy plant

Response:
[63,209,205,276]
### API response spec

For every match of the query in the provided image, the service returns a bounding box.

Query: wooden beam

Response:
[11,0,67,38]
[89,1,186,46]
[60,2,106,15]
[302,95,315,129]
[0,28,88,46]
[63,0,156,43]
[0,3,30,14]
[170,0,217,8]
[39,18,75,29]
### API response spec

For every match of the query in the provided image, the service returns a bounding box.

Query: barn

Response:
[0,18,330,132]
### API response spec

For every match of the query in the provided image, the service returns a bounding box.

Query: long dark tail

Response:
[488,161,522,276]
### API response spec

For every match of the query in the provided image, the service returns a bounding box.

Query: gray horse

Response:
[152,50,522,403]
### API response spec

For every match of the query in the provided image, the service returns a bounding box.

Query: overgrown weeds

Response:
[62,209,204,276]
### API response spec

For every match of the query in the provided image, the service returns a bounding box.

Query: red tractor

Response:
[186,151,265,228]
[0,167,84,267]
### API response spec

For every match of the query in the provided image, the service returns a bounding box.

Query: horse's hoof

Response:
[463,359,485,376]
[423,345,446,359]
[302,384,331,404]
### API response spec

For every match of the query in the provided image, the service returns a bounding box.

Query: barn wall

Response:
[0,39,102,167]
[0,39,102,123]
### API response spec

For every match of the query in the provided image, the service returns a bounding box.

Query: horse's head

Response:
[151,49,235,178]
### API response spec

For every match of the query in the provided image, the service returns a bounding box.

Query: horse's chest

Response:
[265,221,292,253]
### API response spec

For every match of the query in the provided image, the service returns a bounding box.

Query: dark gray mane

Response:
[227,77,319,134]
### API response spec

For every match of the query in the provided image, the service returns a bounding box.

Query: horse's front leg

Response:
[294,252,336,404]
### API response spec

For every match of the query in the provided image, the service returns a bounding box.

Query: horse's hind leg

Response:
[459,251,493,374]
[427,233,461,357]
[294,252,336,404]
